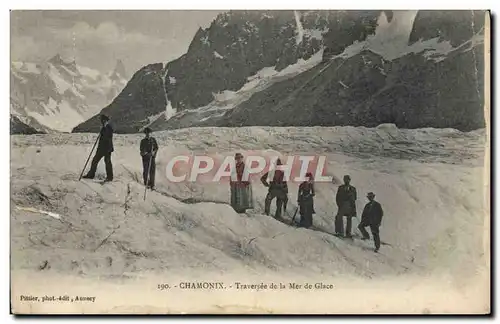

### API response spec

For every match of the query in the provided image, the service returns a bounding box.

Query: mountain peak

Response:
[48,54,65,65]
[111,59,127,79]
[48,54,77,70]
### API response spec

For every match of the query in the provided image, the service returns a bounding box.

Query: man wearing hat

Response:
[83,114,114,181]
[335,175,357,238]
[261,158,289,220]
[358,192,384,252]
[140,127,159,189]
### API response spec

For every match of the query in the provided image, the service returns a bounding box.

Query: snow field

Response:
[10,125,488,313]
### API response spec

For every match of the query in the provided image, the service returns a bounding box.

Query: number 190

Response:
[157,284,171,290]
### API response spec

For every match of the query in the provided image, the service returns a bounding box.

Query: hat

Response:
[367,192,375,197]
[144,127,152,134]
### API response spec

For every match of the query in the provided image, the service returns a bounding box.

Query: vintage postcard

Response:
[10,9,490,314]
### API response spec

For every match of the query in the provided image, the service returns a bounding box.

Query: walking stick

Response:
[79,133,101,181]
[291,206,299,225]
[143,151,154,201]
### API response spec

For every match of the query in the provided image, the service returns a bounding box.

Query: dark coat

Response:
[261,170,288,193]
[361,200,384,226]
[298,181,315,215]
[97,122,114,154]
[140,137,159,158]
[336,184,357,216]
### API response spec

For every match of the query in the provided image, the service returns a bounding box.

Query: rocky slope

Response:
[10,114,42,135]
[219,44,485,130]
[409,10,485,47]
[11,55,128,133]
[218,10,486,131]
[73,10,382,133]
[72,63,167,133]
[73,10,487,133]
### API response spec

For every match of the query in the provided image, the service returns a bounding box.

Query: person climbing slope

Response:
[358,192,384,252]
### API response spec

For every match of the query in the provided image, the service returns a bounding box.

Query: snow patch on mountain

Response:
[339,80,349,89]
[60,64,79,78]
[467,31,486,51]
[304,28,327,41]
[47,66,73,94]
[12,62,41,74]
[28,99,85,132]
[166,100,177,119]
[140,111,166,132]
[294,10,305,45]
[202,48,324,112]
[160,67,177,122]
[77,66,101,79]
[213,51,224,59]
[334,10,484,62]
[150,48,325,130]
[243,21,258,34]
[278,48,324,76]
[200,35,210,45]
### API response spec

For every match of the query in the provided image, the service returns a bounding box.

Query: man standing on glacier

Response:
[82,114,114,182]
[261,158,288,220]
[358,192,384,252]
[140,127,159,190]
[334,175,357,238]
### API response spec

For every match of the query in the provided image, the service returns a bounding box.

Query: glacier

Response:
[10,125,489,313]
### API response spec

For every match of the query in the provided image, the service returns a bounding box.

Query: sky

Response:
[10,10,224,75]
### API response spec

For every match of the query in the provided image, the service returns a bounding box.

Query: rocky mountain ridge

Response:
[73,10,487,133]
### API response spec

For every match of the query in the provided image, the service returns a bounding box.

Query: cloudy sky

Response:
[10,10,224,75]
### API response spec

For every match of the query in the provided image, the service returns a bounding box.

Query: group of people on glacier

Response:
[82,115,158,190]
[82,115,384,253]
[230,152,384,253]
